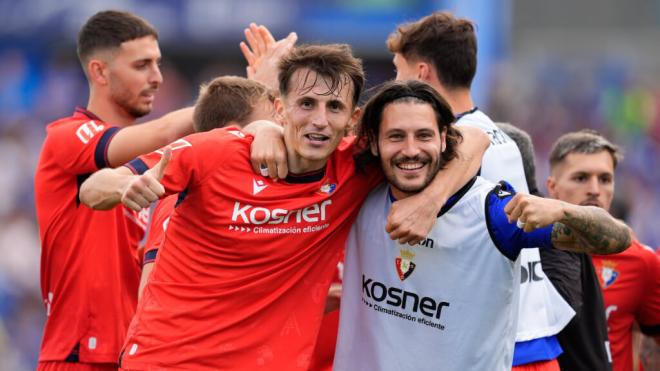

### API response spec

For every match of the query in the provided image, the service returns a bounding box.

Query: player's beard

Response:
[111,86,155,119]
[384,154,443,195]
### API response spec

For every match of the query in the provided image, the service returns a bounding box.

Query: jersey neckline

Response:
[388,176,477,218]
[284,166,326,184]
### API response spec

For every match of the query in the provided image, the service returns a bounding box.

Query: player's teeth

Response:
[399,162,423,170]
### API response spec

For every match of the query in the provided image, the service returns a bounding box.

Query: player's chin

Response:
[129,104,153,119]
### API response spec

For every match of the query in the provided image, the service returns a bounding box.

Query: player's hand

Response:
[504,193,566,232]
[247,120,288,181]
[324,283,342,313]
[121,148,170,211]
[240,23,297,90]
[386,192,443,245]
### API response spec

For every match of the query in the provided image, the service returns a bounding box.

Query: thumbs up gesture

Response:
[121,148,171,211]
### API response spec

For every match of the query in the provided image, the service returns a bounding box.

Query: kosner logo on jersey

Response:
[231,200,332,225]
[362,275,450,323]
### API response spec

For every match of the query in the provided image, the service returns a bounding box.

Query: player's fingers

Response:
[507,198,526,224]
[153,148,171,181]
[130,191,152,209]
[240,42,255,66]
[122,198,143,212]
[258,24,276,45]
[244,27,260,56]
[249,23,266,55]
[266,157,278,181]
[146,178,166,198]
[503,192,520,217]
[407,238,423,246]
[138,186,159,203]
[388,225,407,241]
[275,152,288,180]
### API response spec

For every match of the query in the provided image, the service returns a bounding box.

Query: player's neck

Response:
[287,152,327,176]
[389,186,415,201]
[432,85,474,117]
[87,94,136,128]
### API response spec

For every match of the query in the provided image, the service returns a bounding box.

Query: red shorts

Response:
[38,362,118,371]
[512,359,560,371]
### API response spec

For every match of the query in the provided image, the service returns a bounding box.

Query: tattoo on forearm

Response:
[551,207,631,254]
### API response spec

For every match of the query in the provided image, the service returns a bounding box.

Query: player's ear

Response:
[88,58,109,86]
[439,127,447,153]
[546,176,557,198]
[418,62,431,82]
[274,97,286,124]
[350,106,362,128]
[370,140,378,157]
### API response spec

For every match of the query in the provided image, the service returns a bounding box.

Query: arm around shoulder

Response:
[106,107,194,167]
[80,166,136,210]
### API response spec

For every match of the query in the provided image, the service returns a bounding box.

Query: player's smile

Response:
[277,68,359,174]
[375,101,446,199]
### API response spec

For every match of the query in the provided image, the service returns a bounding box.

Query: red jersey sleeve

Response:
[124,128,245,196]
[46,118,120,174]
[638,245,660,334]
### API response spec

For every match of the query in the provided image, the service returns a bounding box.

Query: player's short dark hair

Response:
[549,129,623,170]
[278,44,365,108]
[77,10,158,67]
[193,76,274,132]
[496,123,541,196]
[354,80,462,172]
[387,11,477,89]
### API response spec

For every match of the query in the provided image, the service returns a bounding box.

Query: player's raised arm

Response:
[240,23,297,91]
[105,107,194,167]
[81,148,170,211]
[386,125,490,245]
[504,192,631,254]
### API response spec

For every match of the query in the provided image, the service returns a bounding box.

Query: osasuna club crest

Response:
[395,249,416,281]
[599,260,619,288]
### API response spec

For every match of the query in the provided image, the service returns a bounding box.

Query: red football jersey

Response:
[34,108,147,363]
[140,195,178,266]
[119,128,382,370]
[309,259,343,371]
[592,240,660,371]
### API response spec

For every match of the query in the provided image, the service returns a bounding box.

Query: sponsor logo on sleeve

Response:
[75,120,104,144]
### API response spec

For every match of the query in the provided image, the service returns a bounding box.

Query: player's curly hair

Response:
[278,44,365,108]
[354,80,462,173]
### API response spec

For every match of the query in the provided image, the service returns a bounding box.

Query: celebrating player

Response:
[79,43,489,369]
[384,12,575,369]
[545,130,660,371]
[333,80,631,371]
[138,76,276,297]
[34,10,195,371]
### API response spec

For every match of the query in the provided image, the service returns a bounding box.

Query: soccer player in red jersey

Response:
[139,76,277,296]
[80,43,489,370]
[34,10,196,371]
[546,130,660,371]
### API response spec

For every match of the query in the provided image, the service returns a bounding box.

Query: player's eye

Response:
[300,99,314,109]
[572,175,587,183]
[328,101,342,112]
[600,175,612,184]
[388,133,404,141]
